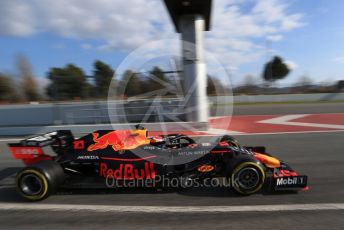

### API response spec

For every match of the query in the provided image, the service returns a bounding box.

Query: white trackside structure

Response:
[164,0,212,122]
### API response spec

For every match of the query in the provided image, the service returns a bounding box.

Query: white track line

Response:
[232,129,344,136]
[258,114,344,129]
[0,138,22,142]
[199,129,344,136]
[0,203,343,213]
[207,128,244,135]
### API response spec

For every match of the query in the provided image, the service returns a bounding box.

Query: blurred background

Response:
[0,0,344,132]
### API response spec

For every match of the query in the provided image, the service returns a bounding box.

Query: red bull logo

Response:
[88,130,150,152]
[99,162,156,179]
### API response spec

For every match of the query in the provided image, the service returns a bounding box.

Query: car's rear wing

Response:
[15,130,74,147]
[8,130,74,165]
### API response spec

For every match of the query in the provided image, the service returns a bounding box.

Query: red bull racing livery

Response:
[8,126,308,201]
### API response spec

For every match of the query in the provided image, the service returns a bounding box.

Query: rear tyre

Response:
[16,161,64,201]
[231,162,265,195]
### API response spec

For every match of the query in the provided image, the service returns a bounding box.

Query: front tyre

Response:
[231,162,265,195]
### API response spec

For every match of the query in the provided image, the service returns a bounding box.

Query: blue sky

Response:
[0,0,344,87]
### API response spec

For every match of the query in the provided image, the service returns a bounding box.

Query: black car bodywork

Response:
[9,128,308,201]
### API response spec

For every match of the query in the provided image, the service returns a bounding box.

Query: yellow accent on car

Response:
[197,165,215,173]
[16,169,49,201]
[231,162,265,195]
[254,152,281,168]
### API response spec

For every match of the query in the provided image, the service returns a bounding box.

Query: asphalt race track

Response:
[0,103,344,229]
[0,130,344,229]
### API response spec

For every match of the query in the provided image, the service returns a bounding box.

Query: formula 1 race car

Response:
[9,126,308,201]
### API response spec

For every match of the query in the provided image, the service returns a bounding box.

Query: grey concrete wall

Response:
[212,93,344,104]
[0,99,185,127]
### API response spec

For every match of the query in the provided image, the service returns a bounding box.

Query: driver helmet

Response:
[150,135,164,143]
